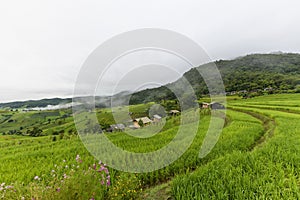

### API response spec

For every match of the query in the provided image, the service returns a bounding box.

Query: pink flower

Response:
[106,179,111,186]
[76,155,82,163]
[5,185,13,189]
[56,188,61,192]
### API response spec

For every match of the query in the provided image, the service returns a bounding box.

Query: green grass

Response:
[172,94,300,199]
[1,94,300,199]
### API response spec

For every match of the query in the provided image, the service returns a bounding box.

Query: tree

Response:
[29,127,43,137]
[138,119,144,127]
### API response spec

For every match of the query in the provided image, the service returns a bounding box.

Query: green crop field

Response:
[1,94,300,199]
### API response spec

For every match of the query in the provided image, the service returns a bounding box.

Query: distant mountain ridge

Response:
[129,53,300,104]
[0,98,72,109]
[1,53,300,108]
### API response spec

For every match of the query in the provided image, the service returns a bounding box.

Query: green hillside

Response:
[1,93,300,199]
[2,53,300,108]
[130,53,300,104]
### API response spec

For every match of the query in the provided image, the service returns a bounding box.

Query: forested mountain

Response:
[0,98,72,109]
[2,53,300,108]
[129,53,300,104]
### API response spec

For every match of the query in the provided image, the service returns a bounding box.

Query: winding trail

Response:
[139,108,277,200]
[227,107,276,150]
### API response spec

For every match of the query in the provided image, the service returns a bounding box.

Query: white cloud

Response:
[0,0,300,102]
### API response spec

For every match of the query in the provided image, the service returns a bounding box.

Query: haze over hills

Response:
[129,53,300,104]
[1,53,300,109]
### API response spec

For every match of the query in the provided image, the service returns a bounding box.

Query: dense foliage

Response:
[131,53,300,103]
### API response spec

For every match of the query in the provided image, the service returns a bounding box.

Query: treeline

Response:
[2,53,300,108]
[0,98,72,109]
[130,53,300,103]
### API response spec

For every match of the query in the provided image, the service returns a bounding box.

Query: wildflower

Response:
[21,197,25,200]
[5,185,13,189]
[92,163,96,169]
[34,176,40,181]
[0,183,5,187]
[106,179,111,186]
[65,165,68,168]
[63,174,68,179]
[51,170,55,173]
[76,155,82,163]
[98,165,105,172]
[100,180,104,185]
[56,188,61,192]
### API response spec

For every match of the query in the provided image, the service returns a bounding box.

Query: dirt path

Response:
[139,108,276,200]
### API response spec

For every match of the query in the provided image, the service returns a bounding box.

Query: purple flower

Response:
[76,155,82,163]
[106,179,111,186]
[97,166,104,172]
[56,188,61,192]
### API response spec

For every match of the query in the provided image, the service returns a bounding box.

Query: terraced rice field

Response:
[1,94,300,199]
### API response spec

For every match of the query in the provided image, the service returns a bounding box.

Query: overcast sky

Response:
[0,0,300,102]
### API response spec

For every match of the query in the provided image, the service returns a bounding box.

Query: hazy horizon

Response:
[0,51,299,104]
[1,0,300,103]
